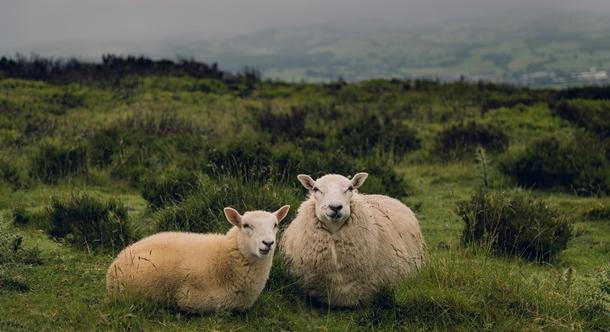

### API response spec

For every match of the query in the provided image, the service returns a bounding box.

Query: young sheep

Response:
[106,205,290,313]
[281,173,424,307]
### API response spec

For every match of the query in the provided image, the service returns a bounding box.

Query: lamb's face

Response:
[224,206,290,258]
[297,173,368,234]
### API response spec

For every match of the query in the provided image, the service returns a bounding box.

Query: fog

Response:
[3,0,610,56]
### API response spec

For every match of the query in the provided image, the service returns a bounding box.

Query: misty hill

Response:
[171,9,610,85]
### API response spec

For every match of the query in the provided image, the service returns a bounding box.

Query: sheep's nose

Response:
[329,204,343,212]
[262,240,274,247]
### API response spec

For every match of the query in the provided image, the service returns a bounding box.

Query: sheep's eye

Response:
[347,186,354,192]
[274,223,278,228]
[243,224,251,229]
[312,187,320,193]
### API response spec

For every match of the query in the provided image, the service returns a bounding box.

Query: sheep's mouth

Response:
[259,248,271,255]
[327,212,342,220]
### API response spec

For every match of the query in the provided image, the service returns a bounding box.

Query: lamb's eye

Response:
[313,187,320,193]
[243,224,251,229]
[347,186,354,192]
[274,223,278,228]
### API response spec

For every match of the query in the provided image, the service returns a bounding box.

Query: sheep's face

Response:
[297,173,368,233]
[224,206,290,258]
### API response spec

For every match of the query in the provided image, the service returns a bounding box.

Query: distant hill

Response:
[7,8,610,86]
[169,9,610,86]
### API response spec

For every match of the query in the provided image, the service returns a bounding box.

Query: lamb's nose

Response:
[329,204,343,212]
[262,240,274,247]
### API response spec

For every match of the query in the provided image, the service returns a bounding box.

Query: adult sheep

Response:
[281,173,424,307]
[106,205,290,313]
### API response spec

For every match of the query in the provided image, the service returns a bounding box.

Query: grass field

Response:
[0,62,609,330]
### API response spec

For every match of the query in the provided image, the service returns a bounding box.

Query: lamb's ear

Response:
[297,174,316,191]
[351,172,369,189]
[223,207,242,227]
[273,205,290,223]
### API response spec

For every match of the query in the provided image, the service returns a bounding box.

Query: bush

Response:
[335,114,421,157]
[141,169,199,209]
[354,158,412,198]
[30,142,88,184]
[552,99,610,138]
[89,128,122,166]
[156,176,301,233]
[501,135,610,196]
[110,141,175,186]
[434,122,509,159]
[11,206,30,225]
[456,190,573,261]
[254,107,307,139]
[204,136,276,181]
[0,158,28,189]
[48,193,133,251]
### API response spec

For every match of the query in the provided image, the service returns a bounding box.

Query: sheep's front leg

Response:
[176,284,229,313]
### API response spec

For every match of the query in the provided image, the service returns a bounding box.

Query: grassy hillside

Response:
[0,59,609,330]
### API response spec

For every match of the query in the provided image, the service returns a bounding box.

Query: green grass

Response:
[1,164,608,330]
[0,74,608,330]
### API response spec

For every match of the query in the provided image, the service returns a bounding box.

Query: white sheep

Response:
[106,205,290,313]
[281,173,424,307]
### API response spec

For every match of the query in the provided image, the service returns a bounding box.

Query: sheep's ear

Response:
[223,207,242,227]
[274,205,290,223]
[297,174,316,191]
[351,172,369,189]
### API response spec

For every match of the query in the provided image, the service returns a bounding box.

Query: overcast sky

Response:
[3,0,610,55]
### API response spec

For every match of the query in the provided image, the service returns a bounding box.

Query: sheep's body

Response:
[281,193,424,307]
[106,228,273,312]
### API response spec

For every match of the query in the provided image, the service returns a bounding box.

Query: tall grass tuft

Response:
[48,193,133,252]
[456,190,573,261]
[434,122,509,159]
[501,134,610,196]
[141,169,199,210]
[30,142,88,184]
[155,176,301,233]
[359,251,609,330]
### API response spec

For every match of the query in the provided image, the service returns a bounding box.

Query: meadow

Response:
[0,57,609,331]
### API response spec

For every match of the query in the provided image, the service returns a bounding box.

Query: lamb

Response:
[106,205,290,313]
[280,172,424,307]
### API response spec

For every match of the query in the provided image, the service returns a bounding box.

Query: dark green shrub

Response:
[354,158,411,198]
[0,158,27,189]
[204,136,275,181]
[44,90,85,115]
[30,142,88,184]
[552,99,610,137]
[156,176,301,233]
[11,206,29,225]
[48,194,132,251]
[253,107,326,149]
[501,135,610,196]
[434,122,509,159]
[110,141,174,186]
[89,128,122,166]
[335,114,421,157]
[457,190,573,261]
[141,169,199,209]
[254,107,306,139]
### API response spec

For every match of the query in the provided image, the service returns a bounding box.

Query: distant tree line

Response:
[0,54,260,85]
